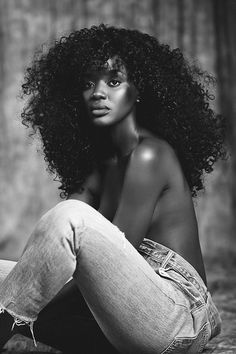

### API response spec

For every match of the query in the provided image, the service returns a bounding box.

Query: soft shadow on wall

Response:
[0,0,233,260]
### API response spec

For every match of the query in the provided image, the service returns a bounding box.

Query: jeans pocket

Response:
[161,323,210,354]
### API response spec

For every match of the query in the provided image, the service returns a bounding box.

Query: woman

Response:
[0,24,225,353]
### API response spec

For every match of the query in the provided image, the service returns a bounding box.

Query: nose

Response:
[91,81,107,100]
[91,91,106,100]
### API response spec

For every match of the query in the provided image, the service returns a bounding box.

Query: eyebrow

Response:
[84,69,126,79]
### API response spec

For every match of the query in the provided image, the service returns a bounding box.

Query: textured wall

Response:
[0,0,231,260]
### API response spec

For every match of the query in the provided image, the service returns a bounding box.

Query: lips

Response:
[90,106,110,117]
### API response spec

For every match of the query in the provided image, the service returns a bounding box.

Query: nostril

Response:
[92,92,106,100]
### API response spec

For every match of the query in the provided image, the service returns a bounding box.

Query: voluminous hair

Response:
[21,24,226,197]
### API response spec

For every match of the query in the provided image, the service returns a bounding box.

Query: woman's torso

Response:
[70,135,206,284]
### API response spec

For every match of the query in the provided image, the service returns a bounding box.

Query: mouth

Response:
[90,107,110,117]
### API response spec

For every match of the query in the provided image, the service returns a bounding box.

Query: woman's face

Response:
[82,58,138,127]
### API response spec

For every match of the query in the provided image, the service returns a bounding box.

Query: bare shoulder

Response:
[132,136,179,170]
[130,136,187,193]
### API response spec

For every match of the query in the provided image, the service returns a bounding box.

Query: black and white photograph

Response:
[0,1,235,353]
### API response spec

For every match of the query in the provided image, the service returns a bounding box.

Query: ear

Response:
[131,84,139,103]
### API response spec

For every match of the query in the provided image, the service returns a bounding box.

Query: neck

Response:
[110,114,139,158]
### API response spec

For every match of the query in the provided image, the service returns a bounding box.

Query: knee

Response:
[42,200,87,225]
[35,200,88,238]
[34,200,119,247]
[25,200,89,257]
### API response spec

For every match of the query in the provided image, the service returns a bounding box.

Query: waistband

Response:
[139,238,207,299]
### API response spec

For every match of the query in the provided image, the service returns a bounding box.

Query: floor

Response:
[2,255,236,354]
[201,255,236,354]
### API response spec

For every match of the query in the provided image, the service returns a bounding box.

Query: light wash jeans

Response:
[0,200,221,353]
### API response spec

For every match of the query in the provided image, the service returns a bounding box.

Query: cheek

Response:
[116,87,137,107]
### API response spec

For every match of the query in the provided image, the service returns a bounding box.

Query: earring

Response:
[136,97,141,103]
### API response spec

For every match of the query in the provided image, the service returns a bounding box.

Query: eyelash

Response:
[83,79,121,90]
[109,79,121,87]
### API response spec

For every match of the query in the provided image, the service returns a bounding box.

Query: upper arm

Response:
[112,141,169,248]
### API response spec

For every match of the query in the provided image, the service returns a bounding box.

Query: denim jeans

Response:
[0,200,221,353]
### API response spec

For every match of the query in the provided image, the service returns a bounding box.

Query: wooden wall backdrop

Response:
[0,0,234,260]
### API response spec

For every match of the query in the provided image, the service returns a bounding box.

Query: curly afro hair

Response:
[21,24,226,198]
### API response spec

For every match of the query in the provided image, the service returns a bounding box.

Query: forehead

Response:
[84,57,128,78]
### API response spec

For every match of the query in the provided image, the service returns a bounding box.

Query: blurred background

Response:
[0,0,235,262]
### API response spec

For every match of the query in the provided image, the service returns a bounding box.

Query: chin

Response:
[91,115,119,127]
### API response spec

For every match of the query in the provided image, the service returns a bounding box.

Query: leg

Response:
[0,200,191,353]
[0,261,117,353]
[18,279,119,354]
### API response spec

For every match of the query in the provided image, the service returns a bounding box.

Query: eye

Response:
[108,79,121,87]
[83,81,94,90]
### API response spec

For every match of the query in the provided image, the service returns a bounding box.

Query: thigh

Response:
[40,200,190,353]
[73,225,190,354]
